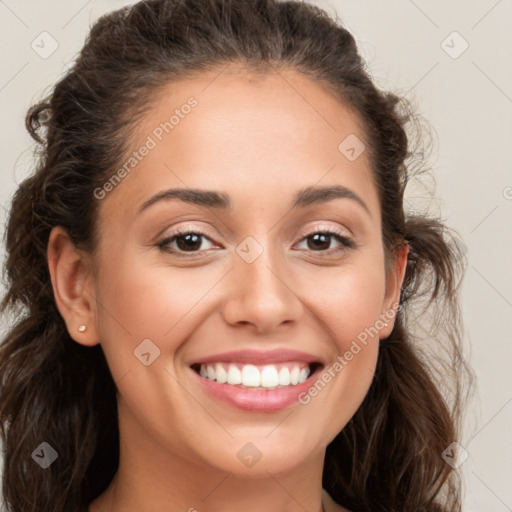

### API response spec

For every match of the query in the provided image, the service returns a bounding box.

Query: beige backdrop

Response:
[1,1,511,510]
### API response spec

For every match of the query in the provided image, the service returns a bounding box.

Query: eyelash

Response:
[156,225,356,257]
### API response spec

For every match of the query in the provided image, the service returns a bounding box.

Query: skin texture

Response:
[47,64,408,512]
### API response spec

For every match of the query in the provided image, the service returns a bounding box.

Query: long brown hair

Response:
[0,1,474,511]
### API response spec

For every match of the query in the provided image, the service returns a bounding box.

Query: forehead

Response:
[100,64,379,222]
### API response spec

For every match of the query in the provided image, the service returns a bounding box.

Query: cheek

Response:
[298,258,387,351]
[291,258,386,430]
[93,248,226,381]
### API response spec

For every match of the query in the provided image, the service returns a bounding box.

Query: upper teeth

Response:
[198,362,311,388]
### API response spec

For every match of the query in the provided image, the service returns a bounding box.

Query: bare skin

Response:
[48,63,408,512]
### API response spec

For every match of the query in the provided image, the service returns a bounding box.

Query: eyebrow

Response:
[138,185,371,217]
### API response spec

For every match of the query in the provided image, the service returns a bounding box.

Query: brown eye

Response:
[174,233,203,251]
[157,229,216,254]
[295,228,355,255]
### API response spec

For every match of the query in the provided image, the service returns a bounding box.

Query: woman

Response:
[0,0,474,511]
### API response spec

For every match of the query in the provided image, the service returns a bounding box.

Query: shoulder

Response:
[322,488,353,512]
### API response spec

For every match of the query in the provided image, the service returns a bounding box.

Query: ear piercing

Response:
[78,325,87,333]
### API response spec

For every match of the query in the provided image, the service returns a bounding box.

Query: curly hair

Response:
[0,1,474,511]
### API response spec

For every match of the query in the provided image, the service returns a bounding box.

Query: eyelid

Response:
[158,222,352,245]
[157,222,217,242]
[294,223,351,241]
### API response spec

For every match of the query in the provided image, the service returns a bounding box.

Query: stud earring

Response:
[78,325,87,333]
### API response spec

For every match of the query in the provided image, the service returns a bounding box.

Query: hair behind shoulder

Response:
[1,1,475,511]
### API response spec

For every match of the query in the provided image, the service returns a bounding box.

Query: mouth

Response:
[187,349,326,412]
[190,361,324,390]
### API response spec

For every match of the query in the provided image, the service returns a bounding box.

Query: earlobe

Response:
[47,226,100,347]
[379,241,409,339]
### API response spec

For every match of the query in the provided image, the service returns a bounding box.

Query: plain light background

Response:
[1,1,511,510]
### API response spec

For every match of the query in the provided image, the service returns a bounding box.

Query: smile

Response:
[191,361,322,389]
[188,349,325,411]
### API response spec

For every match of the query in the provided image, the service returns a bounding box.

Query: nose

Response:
[221,247,304,334]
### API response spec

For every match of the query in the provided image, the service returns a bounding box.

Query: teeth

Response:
[227,364,242,385]
[290,367,300,385]
[261,365,279,387]
[242,364,261,387]
[215,363,227,384]
[298,368,309,384]
[278,367,291,386]
[198,362,311,388]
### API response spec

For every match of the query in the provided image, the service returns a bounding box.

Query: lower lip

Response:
[189,366,322,412]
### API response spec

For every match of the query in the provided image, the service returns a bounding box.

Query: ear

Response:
[47,226,100,346]
[378,241,409,339]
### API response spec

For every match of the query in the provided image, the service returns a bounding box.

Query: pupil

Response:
[177,233,201,251]
[309,233,330,250]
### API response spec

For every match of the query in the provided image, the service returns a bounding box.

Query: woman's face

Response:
[74,65,406,476]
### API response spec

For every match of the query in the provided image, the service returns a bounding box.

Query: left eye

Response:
[295,230,354,253]
[156,228,354,256]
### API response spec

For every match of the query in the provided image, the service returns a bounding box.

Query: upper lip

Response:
[189,348,323,366]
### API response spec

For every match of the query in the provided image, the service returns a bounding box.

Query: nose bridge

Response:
[242,246,286,300]
[222,235,303,331]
